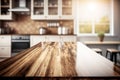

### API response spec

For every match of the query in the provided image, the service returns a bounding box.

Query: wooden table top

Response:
[0,42,120,77]
[0,42,77,77]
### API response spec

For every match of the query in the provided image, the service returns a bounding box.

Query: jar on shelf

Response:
[58,27,62,35]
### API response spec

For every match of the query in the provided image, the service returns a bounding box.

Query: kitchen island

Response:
[0,42,120,77]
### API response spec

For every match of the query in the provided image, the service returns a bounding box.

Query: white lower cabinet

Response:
[30,35,76,47]
[30,36,46,47]
[0,47,11,57]
[0,36,11,46]
[61,36,77,42]
[0,35,11,57]
[30,35,59,47]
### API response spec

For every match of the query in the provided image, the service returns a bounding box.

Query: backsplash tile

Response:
[2,15,74,34]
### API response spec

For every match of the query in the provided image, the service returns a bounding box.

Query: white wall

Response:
[77,0,120,42]
[77,0,120,59]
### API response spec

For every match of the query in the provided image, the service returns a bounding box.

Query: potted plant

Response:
[97,32,105,42]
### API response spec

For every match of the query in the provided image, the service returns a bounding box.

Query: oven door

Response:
[12,42,30,53]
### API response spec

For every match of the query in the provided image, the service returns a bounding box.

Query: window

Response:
[77,0,113,36]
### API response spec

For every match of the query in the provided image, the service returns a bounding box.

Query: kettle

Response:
[62,27,69,35]
[39,27,47,35]
[58,26,69,35]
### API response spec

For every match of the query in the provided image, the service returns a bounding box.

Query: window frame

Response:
[76,0,114,36]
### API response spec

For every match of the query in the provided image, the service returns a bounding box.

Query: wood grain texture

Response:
[0,42,120,77]
[0,42,77,77]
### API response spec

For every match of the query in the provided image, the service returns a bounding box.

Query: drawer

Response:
[0,36,11,46]
[0,47,11,57]
[30,36,46,47]
[30,35,77,47]
[46,36,60,42]
[61,36,77,42]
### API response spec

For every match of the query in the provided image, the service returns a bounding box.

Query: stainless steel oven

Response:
[12,35,30,53]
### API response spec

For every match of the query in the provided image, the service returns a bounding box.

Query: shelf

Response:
[48,6,58,8]
[84,41,120,45]
[1,5,10,8]
[62,6,72,8]
[34,6,44,8]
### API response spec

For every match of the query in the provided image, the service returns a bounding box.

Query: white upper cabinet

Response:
[0,0,13,20]
[47,0,60,20]
[60,0,74,19]
[31,0,74,20]
[31,0,47,20]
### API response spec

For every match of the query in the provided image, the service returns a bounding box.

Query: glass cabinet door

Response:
[0,0,12,20]
[62,0,72,15]
[0,0,10,16]
[48,0,58,15]
[31,0,74,20]
[33,0,44,15]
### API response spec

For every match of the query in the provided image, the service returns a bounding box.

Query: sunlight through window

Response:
[77,0,113,35]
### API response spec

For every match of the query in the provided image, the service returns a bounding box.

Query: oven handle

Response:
[12,40,30,42]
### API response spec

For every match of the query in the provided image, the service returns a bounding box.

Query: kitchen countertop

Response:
[76,42,120,76]
[0,34,77,36]
[84,41,120,45]
[0,42,120,77]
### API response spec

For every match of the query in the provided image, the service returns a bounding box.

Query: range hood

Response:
[9,0,29,12]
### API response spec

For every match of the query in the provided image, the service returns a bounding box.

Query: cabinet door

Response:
[47,0,60,19]
[46,36,60,42]
[0,47,11,57]
[0,0,13,20]
[61,36,77,42]
[31,0,47,20]
[60,0,74,20]
[30,36,46,47]
[31,0,61,20]
[0,35,11,46]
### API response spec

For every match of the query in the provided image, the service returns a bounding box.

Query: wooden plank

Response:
[61,42,77,77]
[25,42,77,77]
[0,43,41,71]
[0,47,41,76]
[26,42,51,76]
[0,43,44,76]
[47,42,62,76]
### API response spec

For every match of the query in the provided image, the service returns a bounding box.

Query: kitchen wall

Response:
[1,15,74,34]
[77,0,120,62]
[77,0,120,42]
